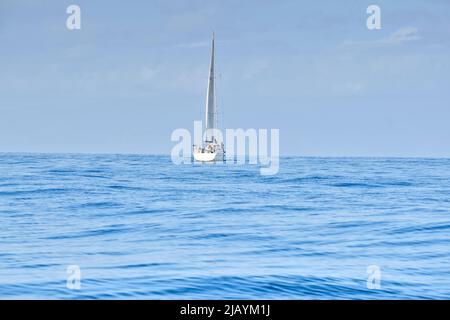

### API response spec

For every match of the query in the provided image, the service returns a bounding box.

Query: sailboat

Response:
[193,33,225,162]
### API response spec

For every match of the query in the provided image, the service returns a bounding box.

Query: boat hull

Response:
[193,150,224,162]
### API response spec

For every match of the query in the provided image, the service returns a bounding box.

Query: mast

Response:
[205,33,215,142]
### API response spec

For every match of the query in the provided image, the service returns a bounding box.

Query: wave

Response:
[1,154,450,299]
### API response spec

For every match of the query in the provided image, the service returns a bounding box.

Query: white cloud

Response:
[344,27,421,46]
[383,27,421,44]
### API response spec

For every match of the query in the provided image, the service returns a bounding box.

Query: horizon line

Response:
[1,151,449,160]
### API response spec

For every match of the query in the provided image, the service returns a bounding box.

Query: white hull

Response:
[193,149,224,162]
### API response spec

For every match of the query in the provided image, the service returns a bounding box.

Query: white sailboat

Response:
[193,33,225,162]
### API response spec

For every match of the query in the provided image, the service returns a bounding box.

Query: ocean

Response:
[0,154,449,299]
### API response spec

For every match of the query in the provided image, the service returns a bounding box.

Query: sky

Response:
[1,0,449,156]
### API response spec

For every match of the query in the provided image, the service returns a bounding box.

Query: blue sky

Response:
[1,0,449,156]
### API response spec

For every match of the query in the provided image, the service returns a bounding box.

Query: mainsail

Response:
[205,33,215,142]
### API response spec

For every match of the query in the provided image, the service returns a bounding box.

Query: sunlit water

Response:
[1,154,449,299]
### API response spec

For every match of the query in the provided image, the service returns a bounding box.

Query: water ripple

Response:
[1,154,450,299]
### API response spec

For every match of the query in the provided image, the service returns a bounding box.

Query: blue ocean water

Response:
[0,154,449,299]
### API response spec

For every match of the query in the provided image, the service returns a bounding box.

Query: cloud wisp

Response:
[344,27,421,46]
[383,27,421,44]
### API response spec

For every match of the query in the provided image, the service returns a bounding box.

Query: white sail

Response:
[205,33,215,142]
